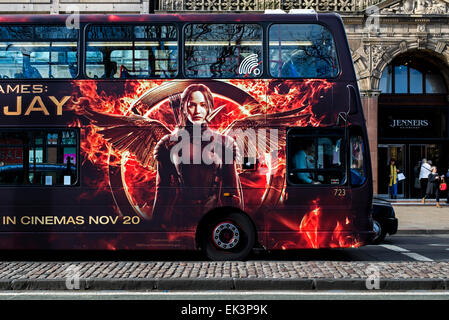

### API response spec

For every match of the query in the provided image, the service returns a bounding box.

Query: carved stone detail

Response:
[380,0,448,15]
[164,0,385,12]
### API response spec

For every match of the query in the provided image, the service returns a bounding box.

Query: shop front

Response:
[378,95,449,199]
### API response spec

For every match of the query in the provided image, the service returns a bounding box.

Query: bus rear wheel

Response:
[200,212,255,261]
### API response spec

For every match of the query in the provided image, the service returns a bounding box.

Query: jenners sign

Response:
[390,119,430,129]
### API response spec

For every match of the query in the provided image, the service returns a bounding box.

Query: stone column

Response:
[360,90,380,195]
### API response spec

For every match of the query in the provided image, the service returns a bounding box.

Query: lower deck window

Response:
[0,129,79,186]
[287,131,345,185]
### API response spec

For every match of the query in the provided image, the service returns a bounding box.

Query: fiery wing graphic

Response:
[224,103,317,157]
[84,109,170,171]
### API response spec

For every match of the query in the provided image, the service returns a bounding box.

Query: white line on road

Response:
[402,252,434,262]
[379,244,434,262]
[379,244,410,253]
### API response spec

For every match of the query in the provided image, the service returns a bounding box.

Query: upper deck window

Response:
[269,24,339,78]
[86,25,178,79]
[0,26,78,79]
[184,23,263,78]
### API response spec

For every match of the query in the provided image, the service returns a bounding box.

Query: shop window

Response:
[380,62,447,94]
[287,130,345,185]
[409,67,423,94]
[184,23,263,78]
[0,129,79,186]
[394,65,407,94]
[379,65,392,93]
[426,71,447,93]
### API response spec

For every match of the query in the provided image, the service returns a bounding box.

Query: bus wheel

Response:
[201,212,255,261]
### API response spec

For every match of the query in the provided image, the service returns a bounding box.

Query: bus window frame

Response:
[286,127,348,187]
[83,22,180,80]
[0,127,81,188]
[0,23,80,81]
[182,21,265,80]
[266,22,342,80]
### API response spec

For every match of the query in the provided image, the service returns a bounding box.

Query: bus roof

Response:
[0,13,342,25]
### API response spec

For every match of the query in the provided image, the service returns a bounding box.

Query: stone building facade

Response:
[1,0,449,197]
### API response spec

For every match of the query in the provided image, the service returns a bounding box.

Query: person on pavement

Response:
[388,159,399,199]
[423,166,441,208]
[419,158,432,203]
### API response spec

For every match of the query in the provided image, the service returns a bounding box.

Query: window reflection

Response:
[394,65,407,94]
[426,71,446,93]
[86,25,178,79]
[184,23,263,78]
[379,65,392,93]
[409,67,423,94]
[269,24,339,78]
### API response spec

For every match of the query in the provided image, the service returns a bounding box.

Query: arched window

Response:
[379,59,447,94]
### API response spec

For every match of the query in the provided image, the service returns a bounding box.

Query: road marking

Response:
[429,244,449,247]
[379,244,434,262]
[379,244,409,253]
[402,252,434,262]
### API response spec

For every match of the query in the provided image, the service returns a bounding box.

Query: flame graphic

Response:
[272,199,362,249]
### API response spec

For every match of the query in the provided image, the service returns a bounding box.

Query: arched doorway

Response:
[377,50,449,199]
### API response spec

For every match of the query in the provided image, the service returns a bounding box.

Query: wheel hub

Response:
[212,222,240,249]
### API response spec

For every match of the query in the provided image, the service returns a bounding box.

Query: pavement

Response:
[393,204,449,233]
[0,261,447,291]
[0,203,447,294]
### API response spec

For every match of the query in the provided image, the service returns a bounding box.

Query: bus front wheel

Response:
[200,212,255,261]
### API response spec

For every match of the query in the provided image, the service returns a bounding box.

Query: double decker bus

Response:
[0,12,373,260]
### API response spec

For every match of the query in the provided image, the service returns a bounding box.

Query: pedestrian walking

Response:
[423,166,442,208]
[419,158,431,203]
[388,159,399,199]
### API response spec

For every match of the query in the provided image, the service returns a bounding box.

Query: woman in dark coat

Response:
[424,166,441,208]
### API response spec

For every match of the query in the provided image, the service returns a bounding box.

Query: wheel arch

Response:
[195,206,258,250]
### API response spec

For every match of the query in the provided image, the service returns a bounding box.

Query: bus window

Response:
[287,133,345,185]
[86,25,178,79]
[269,24,339,78]
[0,132,27,184]
[184,23,262,78]
[350,135,366,186]
[0,129,79,186]
[0,26,78,79]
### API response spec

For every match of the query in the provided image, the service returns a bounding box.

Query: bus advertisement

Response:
[0,13,373,260]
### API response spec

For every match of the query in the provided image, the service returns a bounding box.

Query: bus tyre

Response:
[372,220,386,244]
[201,212,255,261]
